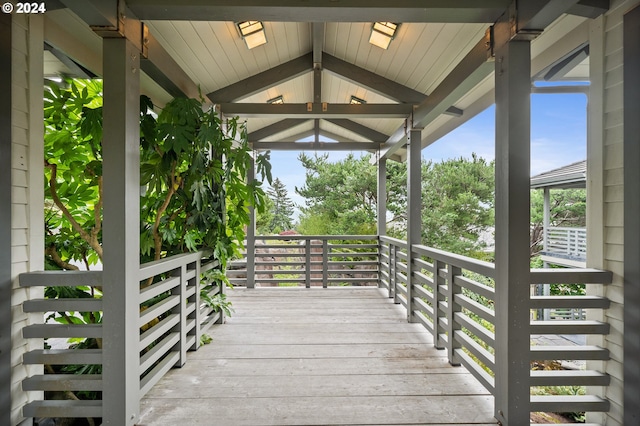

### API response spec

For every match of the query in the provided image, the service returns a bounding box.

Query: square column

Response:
[377,156,387,237]
[246,154,256,289]
[623,5,640,425]
[101,38,141,426]
[406,128,422,322]
[377,156,387,288]
[493,36,532,425]
[0,14,12,426]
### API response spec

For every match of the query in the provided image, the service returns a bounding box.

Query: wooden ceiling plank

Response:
[207,52,313,103]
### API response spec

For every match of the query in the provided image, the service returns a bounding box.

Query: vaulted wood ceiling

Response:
[44,1,601,161]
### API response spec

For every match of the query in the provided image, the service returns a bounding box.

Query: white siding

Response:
[10,14,44,426]
[588,1,640,424]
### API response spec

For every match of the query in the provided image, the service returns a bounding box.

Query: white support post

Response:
[406,128,422,323]
[0,14,11,426]
[246,154,256,289]
[623,6,640,425]
[433,259,445,350]
[445,265,462,365]
[390,245,397,300]
[102,38,141,426]
[172,265,187,367]
[377,156,387,237]
[586,17,605,423]
[540,187,551,319]
[377,157,387,288]
[322,240,328,288]
[193,258,202,347]
[305,239,311,288]
[493,29,532,425]
[542,187,550,251]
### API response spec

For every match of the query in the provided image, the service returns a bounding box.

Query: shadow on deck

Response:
[139,287,496,425]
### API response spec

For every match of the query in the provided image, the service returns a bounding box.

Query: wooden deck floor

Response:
[139,287,497,425]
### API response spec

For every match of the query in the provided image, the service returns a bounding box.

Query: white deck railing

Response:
[229,235,379,288]
[18,234,613,422]
[544,226,587,259]
[19,252,222,419]
[379,235,612,417]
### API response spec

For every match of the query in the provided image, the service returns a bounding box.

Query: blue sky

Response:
[266,92,588,219]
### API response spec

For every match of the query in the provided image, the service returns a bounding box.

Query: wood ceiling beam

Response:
[567,0,609,19]
[126,0,510,23]
[380,0,588,162]
[141,31,205,100]
[323,53,463,116]
[313,23,324,105]
[324,119,390,142]
[515,1,582,35]
[313,23,324,65]
[540,43,589,81]
[207,53,312,103]
[220,103,413,118]
[44,42,97,79]
[253,142,381,151]
[60,0,118,28]
[57,1,207,101]
[248,119,309,141]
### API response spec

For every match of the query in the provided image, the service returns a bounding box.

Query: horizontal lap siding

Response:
[10,14,44,426]
[599,1,640,424]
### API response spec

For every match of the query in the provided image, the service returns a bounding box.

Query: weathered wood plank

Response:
[140,395,495,425]
[140,287,496,425]
[188,343,442,359]
[145,373,490,398]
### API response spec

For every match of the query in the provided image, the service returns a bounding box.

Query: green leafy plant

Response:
[43,78,271,410]
[200,334,213,345]
[200,292,234,317]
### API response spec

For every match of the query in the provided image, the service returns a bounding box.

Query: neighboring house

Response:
[531,160,587,268]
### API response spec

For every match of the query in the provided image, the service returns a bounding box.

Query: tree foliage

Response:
[264,177,295,233]
[530,188,586,257]
[44,79,105,270]
[419,154,495,255]
[295,153,377,235]
[44,78,272,270]
[294,152,495,255]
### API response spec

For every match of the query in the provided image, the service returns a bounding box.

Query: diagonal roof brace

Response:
[323,53,462,116]
[379,0,592,164]
[378,28,493,162]
[207,53,313,103]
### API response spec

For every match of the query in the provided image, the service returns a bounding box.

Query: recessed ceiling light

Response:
[237,21,267,49]
[267,95,284,104]
[369,22,398,50]
[350,96,367,105]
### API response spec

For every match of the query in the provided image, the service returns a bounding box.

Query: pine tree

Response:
[267,178,295,233]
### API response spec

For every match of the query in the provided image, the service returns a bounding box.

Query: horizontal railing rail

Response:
[19,251,222,419]
[543,226,587,259]
[378,236,612,418]
[229,235,379,288]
